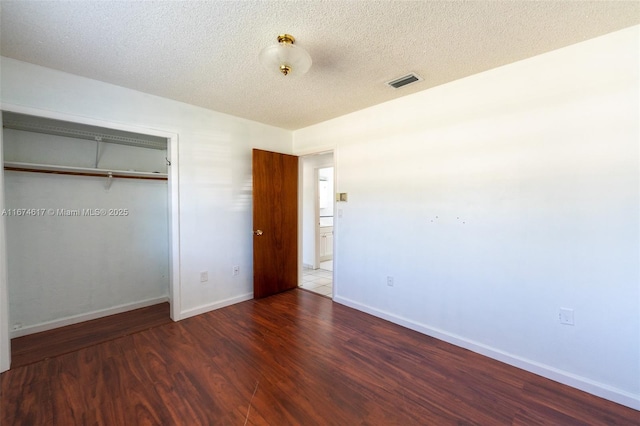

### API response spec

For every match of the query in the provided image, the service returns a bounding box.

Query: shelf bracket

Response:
[95,137,103,169]
[105,171,113,191]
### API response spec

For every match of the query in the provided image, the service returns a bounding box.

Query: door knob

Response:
[254,229,263,236]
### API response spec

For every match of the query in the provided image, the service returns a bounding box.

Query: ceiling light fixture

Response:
[259,34,312,77]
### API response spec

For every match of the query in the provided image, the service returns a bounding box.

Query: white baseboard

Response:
[334,295,640,411]
[179,292,253,320]
[10,296,170,338]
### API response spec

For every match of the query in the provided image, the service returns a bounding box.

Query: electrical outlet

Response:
[12,323,22,331]
[233,265,240,276]
[200,271,208,283]
[559,308,574,325]
[387,276,394,287]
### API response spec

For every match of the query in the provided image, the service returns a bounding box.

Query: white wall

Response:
[301,153,333,268]
[4,172,169,334]
[0,56,292,331]
[294,26,640,409]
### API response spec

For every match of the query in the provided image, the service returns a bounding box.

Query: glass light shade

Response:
[259,42,312,76]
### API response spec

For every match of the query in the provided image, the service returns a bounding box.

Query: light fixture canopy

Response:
[260,33,312,77]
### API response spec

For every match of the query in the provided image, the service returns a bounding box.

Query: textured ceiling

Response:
[1,1,638,130]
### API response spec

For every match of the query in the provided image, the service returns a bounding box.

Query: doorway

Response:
[300,152,334,298]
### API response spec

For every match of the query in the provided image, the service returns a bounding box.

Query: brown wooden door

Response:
[252,149,298,299]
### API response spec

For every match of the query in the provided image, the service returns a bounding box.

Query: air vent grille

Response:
[387,73,422,89]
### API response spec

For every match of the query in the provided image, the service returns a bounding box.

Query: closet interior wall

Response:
[2,114,170,337]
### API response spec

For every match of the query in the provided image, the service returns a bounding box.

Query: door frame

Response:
[0,103,181,371]
[313,167,320,269]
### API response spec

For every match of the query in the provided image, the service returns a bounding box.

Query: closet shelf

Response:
[3,161,168,180]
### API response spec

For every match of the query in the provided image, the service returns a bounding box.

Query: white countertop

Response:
[320,217,333,227]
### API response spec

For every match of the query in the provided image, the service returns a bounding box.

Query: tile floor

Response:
[300,260,333,298]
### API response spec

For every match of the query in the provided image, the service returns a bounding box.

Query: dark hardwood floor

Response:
[9,302,172,368]
[1,290,638,425]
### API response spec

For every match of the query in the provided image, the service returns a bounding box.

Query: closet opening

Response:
[0,110,179,367]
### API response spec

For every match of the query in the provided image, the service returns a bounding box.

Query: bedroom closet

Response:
[1,111,171,339]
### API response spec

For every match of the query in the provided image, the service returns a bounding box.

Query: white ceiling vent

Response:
[387,73,423,89]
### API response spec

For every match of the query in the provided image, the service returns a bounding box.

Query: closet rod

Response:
[4,166,168,181]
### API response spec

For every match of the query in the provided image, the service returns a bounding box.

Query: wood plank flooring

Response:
[2,290,638,425]
[9,302,171,368]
